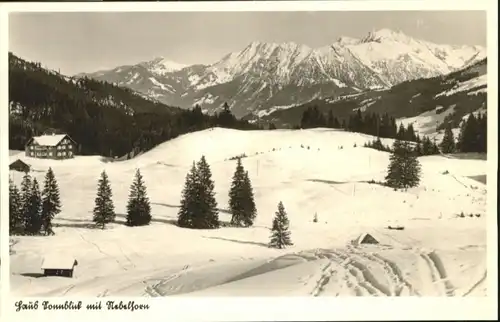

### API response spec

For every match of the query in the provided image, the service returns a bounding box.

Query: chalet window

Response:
[57,152,61,157]
[69,151,73,156]
[31,152,34,156]
[30,146,34,150]
[49,152,53,157]
[68,145,72,149]
[62,152,66,156]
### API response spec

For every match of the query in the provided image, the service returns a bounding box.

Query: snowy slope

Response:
[9,128,488,297]
[80,29,485,117]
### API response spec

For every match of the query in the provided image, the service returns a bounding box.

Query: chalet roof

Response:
[10,159,29,167]
[41,255,78,270]
[31,134,68,147]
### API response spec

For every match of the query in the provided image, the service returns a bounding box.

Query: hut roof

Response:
[41,255,78,270]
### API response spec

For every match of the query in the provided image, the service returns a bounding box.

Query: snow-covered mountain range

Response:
[79,29,486,118]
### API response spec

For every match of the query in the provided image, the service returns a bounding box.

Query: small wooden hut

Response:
[41,255,78,278]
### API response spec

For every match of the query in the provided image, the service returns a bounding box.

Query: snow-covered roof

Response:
[41,255,78,270]
[32,134,68,147]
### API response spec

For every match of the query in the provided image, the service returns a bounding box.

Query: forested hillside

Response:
[9,53,259,158]
[255,59,487,130]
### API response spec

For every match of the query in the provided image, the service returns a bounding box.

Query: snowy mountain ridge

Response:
[80,28,486,118]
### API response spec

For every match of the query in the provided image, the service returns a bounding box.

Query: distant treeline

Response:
[274,105,487,154]
[293,106,419,142]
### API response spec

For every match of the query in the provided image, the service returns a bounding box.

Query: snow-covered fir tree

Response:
[25,178,42,235]
[194,156,220,229]
[229,158,257,227]
[440,123,456,154]
[421,136,433,155]
[177,162,198,228]
[385,139,422,189]
[19,173,33,234]
[241,170,257,226]
[93,170,115,229]
[9,179,24,235]
[126,169,152,227]
[41,167,61,235]
[457,113,486,153]
[269,201,293,249]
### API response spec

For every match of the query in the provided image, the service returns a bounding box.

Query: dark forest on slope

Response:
[257,59,487,129]
[9,53,259,158]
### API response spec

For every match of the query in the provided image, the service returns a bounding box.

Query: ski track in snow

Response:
[461,270,487,297]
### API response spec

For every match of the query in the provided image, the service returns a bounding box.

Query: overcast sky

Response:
[9,11,486,76]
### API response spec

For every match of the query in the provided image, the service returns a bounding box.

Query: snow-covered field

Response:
[9,128,488,297]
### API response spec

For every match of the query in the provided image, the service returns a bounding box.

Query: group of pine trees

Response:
[177,156,292,248]
[177,156,220,229]
[177,155,258,229]
[92,169,152,229]
[299,106,487,156]
[363,134,440,156]
[10,158,293,248]
[9,168,61,236]
[440,113,487,154]
[299,106,420,142]
[10,167,153,235]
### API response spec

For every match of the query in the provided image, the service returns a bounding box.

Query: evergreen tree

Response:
[327,110,334,128]
[241,171,257,226]
[93,170,115,229]
[456,120,467,152]
[431,138,440,155]
[269,201,293,249]
[126,169,152,227]
[396,124,406,140]
[228,168,258,227]
[25,178,42,235]
[406,124,417,142]
[19,173,33,233]
[385,140,422,189]
[332,116,341,129]
[9,179,24,235]
[217,102,236,128]
[380,113,391,137]
[177,162,199,228]
[477,114,487,153]
[41,168,61,235]
[421,136,437,156]
[194,156,220,229]
[457,113,485,153]
[440,123,456,154]
[229,158,247,226]
[414,140,422,156]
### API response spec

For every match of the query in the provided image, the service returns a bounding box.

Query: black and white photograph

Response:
[5,5,494,303]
